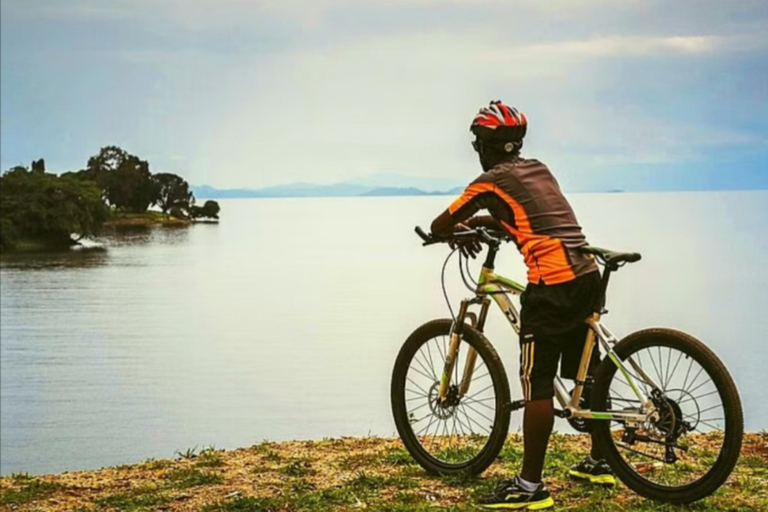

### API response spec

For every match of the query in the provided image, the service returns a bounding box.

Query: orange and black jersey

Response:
[432,158,597,285]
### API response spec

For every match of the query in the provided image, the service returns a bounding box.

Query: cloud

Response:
[2,0,766,187]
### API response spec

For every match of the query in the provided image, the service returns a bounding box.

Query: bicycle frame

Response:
[439,264,658,425]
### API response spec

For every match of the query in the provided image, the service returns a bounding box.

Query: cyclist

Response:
[430,101,616,509]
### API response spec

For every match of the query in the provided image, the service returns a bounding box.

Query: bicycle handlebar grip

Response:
[414,226,431,243]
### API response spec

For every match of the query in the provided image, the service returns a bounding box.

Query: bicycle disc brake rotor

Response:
[428,382,459,420]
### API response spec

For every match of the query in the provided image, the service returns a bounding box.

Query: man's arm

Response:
[466,215,503,231]
[431,175,499,235]
[431,212,502,235]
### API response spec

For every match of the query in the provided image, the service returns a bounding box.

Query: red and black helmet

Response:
[470,100,527,144]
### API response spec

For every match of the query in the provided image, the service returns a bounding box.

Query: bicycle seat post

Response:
[597,264,617,314]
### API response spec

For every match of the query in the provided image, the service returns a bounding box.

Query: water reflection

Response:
[0,246,109,270]
[98,224,191,247]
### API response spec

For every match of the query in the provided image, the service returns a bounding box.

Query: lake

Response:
[1,191,767,475]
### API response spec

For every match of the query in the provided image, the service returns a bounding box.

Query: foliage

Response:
[0,165,109,250]
[153,172,194,214]
[189,200,221,220]
[85,146,159,212]
[31,158,45,172]
[1,147,219,251]
[202,200,220,219]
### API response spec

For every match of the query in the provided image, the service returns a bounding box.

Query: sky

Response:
[1,0,767,191]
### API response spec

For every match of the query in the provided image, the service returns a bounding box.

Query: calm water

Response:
[1,192,767,475]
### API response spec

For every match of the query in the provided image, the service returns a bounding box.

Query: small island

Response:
[0,146,220,252]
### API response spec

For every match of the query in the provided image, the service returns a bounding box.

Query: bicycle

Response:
[390,226,743,504]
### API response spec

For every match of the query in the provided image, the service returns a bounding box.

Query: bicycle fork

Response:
[438,298,490,402]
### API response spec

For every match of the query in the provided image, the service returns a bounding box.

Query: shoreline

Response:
[103,212,192,227]
[1,433,766,511]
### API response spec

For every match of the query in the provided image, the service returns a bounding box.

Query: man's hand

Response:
[449,224,483,259]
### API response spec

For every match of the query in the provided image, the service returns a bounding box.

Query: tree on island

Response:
[84,146,159,212]
[189,200,220,220]
[153,172,194,214]
[1,148,221,251]
[0,164,109,250]
[31,158,46,172]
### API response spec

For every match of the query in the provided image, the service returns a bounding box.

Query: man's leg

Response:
[518,331,559,485]
[521,398,555,483]
[589,437,603,461]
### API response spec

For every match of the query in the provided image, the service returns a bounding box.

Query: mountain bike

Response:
[390,226,743,504]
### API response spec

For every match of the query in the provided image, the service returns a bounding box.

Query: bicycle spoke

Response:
[462,396,496,412]
[416,414,438,436]
[685,366,706,395]
[410,412,434,425]
[679,356,694,401]
[425,342,437,379]
[649,349,664,387]
[456,408,473,434]
[406,377,430,396]
[687,378,714,396]
[464,395,495,403]
[678,389,719,405]
[459,404,492,434]
[697,403,724,416]
[695,420,724,432]
[408,401,431,414]
[435,336,446,365]
[461,401,495,426]
[465,383,494,401]
[633,351,651,395]
[415,347,438,382]
[409,364,435,383]
[665,350,684,390]
[469,371,490,384]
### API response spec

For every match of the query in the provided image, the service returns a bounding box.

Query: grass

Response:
[196,447,225,468]
[1,433,765,511]
[94,486,172,511]
[174,446,198,460]
[0,478,63,506]
[166,468,223,489]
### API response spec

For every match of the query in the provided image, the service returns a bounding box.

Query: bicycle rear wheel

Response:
[391,319,510,475]
[591,328,743,503]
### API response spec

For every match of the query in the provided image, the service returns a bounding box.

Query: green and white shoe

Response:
[478,476,554,510]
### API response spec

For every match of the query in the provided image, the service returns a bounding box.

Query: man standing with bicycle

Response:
[430,101,616,509]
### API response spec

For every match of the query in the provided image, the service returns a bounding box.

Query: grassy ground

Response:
[1,433,766,512]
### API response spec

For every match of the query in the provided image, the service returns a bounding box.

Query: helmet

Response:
[470,101,527,151]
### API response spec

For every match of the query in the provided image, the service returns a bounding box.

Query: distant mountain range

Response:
[192,174,465,199]
[191,163,768,199]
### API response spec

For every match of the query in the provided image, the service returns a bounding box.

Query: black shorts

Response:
[519,270,602,402]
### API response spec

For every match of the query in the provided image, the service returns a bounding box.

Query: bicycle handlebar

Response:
[414,225,504,247]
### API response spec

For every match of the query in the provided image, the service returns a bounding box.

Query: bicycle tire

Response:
[591,328,744,503]
[391,319,511,475]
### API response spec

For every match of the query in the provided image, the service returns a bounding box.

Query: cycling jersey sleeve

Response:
[431,173,498,235]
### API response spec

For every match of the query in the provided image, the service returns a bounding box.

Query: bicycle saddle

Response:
[580,245,642,267]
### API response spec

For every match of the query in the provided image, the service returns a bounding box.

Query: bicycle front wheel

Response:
[591,328,744,503]
[391,319,511,475]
